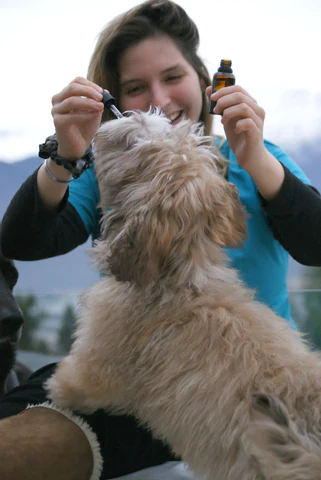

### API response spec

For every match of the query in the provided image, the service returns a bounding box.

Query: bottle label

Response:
[214,77,235,92]
[209,73,236,115]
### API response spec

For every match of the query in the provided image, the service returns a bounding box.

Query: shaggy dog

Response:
[47,110,321,480]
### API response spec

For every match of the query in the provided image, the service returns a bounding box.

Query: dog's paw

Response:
[44,358,96,414]
[46,375,96,414]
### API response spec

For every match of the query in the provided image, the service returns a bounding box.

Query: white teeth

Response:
[169,111,182,122]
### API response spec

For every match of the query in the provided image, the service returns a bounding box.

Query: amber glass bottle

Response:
[209,59,235,114]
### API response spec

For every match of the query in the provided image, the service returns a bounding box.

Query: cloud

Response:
[1,0,321,161]
[0,130,18,139]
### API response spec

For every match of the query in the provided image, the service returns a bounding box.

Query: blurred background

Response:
[1,0,321,366]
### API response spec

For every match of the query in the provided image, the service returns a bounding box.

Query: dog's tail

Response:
[242,393,321,480]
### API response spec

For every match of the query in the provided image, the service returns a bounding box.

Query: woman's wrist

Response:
[47,158,73,181]
[38,133,94,179]
[37,161,71,211]
[244,149,285,202]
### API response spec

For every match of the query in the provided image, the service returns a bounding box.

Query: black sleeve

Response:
[259,165,321,266]
[0,168,89,261]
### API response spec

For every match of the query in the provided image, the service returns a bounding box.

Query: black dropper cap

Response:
[102,92,123,118]
[102,92,116,108]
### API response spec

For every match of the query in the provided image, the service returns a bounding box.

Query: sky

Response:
[1,0,321,162]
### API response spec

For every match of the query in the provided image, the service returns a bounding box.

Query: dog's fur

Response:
[47,110,321,480]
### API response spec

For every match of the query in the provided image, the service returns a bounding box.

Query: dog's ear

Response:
[204,178,247,248]
[107,213,142,283]
[104,209,161,284]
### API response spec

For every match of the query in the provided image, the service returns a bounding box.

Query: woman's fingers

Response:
[50,77,106,159]
[214,90,262,115]
[221,101,265,130]
[51,77,105,123]
[207,84,268,167]
[208,85,265,136]
[208,84,257,104]
[52,77,103,106]
[52,96,104,116]
[233,117,260,136]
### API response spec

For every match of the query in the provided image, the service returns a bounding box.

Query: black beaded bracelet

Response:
[38,134,95,179]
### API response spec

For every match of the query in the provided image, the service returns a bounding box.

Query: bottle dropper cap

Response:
[102,92,123,118]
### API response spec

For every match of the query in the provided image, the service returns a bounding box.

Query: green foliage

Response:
[57,304,77,354]
[296,267,321,350]
[15,294,51,353]
[15,294,77,355]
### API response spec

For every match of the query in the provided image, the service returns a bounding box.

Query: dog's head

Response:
[93,109,247,286]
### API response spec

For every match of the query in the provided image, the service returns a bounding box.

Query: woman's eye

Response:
[126,85,145,95]
[166,75,183,82]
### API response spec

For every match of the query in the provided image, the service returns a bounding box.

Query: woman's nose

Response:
[149,85,170,109]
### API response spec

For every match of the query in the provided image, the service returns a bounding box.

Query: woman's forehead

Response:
[118,36,190,82]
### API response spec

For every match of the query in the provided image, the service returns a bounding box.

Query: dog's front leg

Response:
[45,352,124,414]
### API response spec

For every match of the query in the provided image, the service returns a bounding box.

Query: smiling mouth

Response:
[168,111,183,123]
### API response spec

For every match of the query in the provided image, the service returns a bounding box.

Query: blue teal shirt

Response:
[69,139,310,327]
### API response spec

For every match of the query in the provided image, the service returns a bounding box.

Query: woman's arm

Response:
[1,77,106,260]
[208,85,321,266]
[37,78,104,211]
[260,165,321,266]
[0,169,88,261]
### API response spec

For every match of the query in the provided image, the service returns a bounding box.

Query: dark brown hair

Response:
[87,0,213,134]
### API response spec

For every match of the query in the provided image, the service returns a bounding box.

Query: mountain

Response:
[0,137,320,295]
[0,157,99,295]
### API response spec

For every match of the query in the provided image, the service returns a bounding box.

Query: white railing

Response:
[15,290,321,370]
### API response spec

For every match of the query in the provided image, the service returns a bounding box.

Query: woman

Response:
[0,1,321,479]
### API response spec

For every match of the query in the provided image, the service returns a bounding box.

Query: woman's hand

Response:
[206,85,285,201]
[51,77,104,160]
[206,85,267,171]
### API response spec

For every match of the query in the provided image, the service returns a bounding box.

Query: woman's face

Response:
[118,35,203,125]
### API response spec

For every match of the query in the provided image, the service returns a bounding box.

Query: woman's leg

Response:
[0,405,96,480]
[0,362,176,480]
[0,363,100,480]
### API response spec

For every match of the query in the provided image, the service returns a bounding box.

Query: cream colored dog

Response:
[46,110,321,480]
